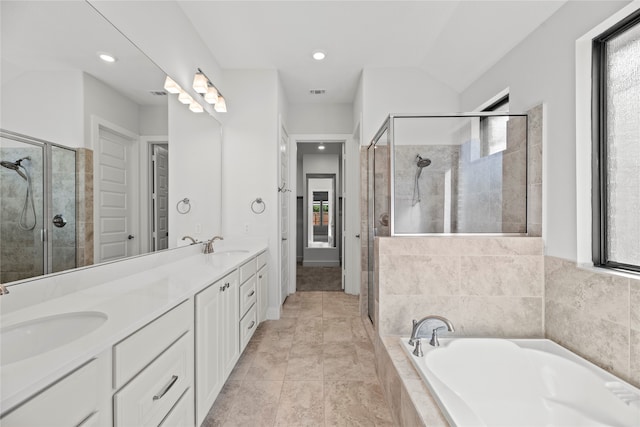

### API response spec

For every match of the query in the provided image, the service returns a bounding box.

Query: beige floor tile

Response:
[202,380,242,427]
[274,381,324,426]
[285,353,323,381]
[245,351,290,381]
[222,380,283,427]
[324,379,394,426]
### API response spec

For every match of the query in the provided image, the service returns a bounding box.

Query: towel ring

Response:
[176,198,191,214]
[251,197,266,214]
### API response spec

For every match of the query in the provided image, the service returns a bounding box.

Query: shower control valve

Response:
[52,214,67,228]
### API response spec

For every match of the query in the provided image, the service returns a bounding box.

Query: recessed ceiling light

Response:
[98,52,117,63]
[318,144,325,150]
[312,51,326,61]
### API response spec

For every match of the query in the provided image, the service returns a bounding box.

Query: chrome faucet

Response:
[0,283,9,295]
[204,236,224,254]
[408,315,454,350]
[181,235,198,245]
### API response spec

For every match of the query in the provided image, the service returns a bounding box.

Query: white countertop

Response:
[0,240,267,414]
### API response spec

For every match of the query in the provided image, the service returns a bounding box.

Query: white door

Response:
[153,145,169,250]
[341,141,347,290]
[279,122,289,305]
[96,125,138,262]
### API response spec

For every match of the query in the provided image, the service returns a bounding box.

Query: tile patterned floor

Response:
[203,291,394,426]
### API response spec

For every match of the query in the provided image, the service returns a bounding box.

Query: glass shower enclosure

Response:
[1,130,77,283]
[366,113,528,322]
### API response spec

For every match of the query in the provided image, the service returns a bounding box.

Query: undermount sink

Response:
[213,250,250,256]
[1,311,108,366]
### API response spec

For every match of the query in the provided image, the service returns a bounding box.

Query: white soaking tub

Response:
[400,338,640,427]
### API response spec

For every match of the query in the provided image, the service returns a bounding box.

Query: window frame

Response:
[591,9,640,273]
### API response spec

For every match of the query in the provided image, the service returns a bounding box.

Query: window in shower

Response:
[592,10,640,273]
[481,95,510,156]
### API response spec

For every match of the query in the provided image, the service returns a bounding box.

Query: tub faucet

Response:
[181,235,198,245]
[204,236,224,254]
[409,315,454,349]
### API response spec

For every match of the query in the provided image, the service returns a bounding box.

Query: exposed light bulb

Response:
[193,73,209,94]
[178,90,193,105]
[189,101,204,113]
[214,96,227,113]
[163,76,181,94]
[318,144,325,150]
[204,86,219,104]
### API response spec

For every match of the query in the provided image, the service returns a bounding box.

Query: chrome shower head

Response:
[416,155,431,168]
[1,157,29,180]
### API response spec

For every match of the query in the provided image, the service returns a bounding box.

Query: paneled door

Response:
[279,121,289,305]
[152,145,169,250]
[96,124,138,262]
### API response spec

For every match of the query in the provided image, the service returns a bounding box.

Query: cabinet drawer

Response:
[1,359,101,427]
[239,304,257,350]
[239,258,256,284]
[239,275,257,317]
[113,301,191,388]
[114,332,193,427]
[159,388,194,427]
[256,251,267,269]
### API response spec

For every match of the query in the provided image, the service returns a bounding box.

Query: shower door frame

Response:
[0,129,77,278]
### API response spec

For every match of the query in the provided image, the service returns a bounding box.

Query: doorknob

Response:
[128,234,135,240]
[282,237,288,241]
[355,234,360,238]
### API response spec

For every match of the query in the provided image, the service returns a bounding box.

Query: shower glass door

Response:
[1,131,77,283]
[0,134,45,282]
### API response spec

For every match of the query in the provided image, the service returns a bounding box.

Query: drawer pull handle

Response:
[248,320,256,330]
[153,375,178,401]
[220,285,225,292]
[225,282,230,290]
[248,290,255,297]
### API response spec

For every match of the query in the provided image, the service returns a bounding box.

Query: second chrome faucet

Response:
[204,236,224,254]
[409,315,454,356]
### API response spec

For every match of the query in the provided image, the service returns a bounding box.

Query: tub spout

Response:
[409,315,454,349]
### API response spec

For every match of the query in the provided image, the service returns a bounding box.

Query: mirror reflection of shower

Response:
[412,154,431,206]
[0,156,36,230]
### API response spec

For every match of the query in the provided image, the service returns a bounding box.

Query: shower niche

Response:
[0,130,78,282]
[368,113,529,237]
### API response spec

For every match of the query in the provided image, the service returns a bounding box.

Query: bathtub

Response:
[400,338,640,426]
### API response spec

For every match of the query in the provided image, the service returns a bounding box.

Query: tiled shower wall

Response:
[545,257,640,387]
[76,148,94,268]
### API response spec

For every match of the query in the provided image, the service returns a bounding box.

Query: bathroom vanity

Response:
[0,243,268,427]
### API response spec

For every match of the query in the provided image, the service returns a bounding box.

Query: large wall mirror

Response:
[0,1,221,284]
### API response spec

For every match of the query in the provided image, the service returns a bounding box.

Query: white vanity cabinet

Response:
[238,258,258,352]
[112,300,194,427]
[257,251,268,322]
[194,270,239,426]
[0,355,111,427]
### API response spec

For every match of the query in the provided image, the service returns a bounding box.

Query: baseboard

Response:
[302,260,340,267]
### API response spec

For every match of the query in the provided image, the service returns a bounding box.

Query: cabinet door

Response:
[195,279,224,425]
[222,271,239,377]
[258,265,268,322]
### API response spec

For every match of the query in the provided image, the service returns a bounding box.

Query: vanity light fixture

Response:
[163,76,181,94]
[204,86,219,104]
[189,101,204,113]
[312,50,326,61]
[98,52,117,63]
[214,96,227,113]
[193,68,227,112]
[192,72,209,94]
[178,90,193,105]
[318,144,326,150]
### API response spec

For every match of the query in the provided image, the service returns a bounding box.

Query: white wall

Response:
[168,96,222,245]
[361,67,461,144]
[460,0,630,261]
[140,105,168,136]
[221,69,280,314]
[0,70,84,146]
[287,103,353,134]
[84,73,140,144]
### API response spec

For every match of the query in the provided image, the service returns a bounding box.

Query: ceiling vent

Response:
[309,89,326,95]
[149,90,168,96]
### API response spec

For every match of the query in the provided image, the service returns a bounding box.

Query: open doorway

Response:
[296,141,343,292]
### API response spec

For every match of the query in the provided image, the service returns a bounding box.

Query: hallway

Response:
[203,292,393,426]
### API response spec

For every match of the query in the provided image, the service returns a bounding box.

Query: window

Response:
[592,10,640,273]
[481,95,510,156]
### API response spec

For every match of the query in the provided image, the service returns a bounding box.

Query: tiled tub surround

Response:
[375,236,545,338]
[0,239,267,412]
[545,256,640,388]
